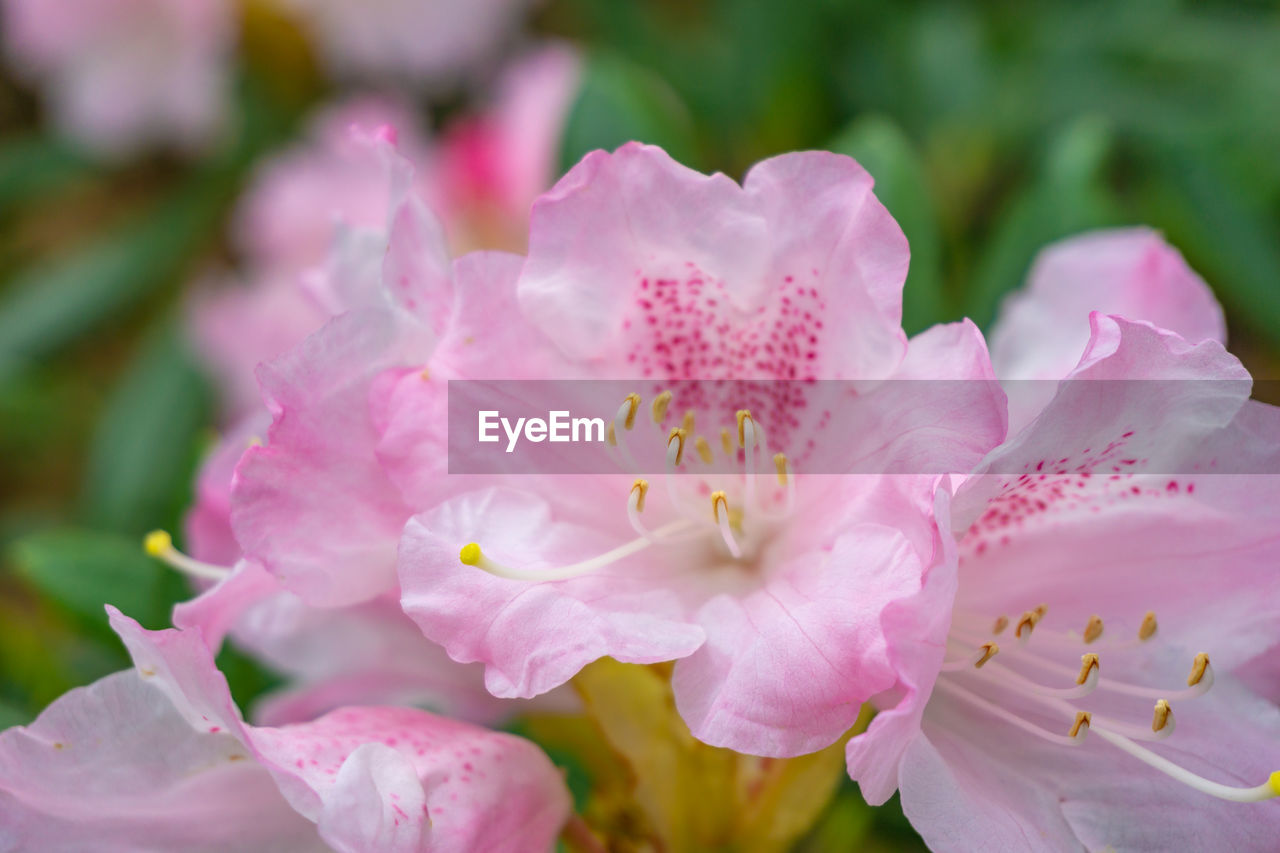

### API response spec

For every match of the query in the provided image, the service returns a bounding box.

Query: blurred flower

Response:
[192,46,578,418]
[846,232,1280,850]
[0,608,571,852]
[0,0,234,156]
[279,0,535,86]
[230,142,1008,758]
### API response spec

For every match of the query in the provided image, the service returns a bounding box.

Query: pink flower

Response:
[354,144,1006,757]
[1,0,233,155]
[280,0,534,85]
[845,235,1280,849]
[0,608,571,852]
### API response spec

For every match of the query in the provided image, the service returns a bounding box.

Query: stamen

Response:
[974,657,1099,700]
[1068,711,1091,739]
[695,436,713,464]
[1015,610,1040,642]
[942,642,999,671]
[772,452,797,515]
[934,680,1087,747]
[774,453,788,485]
[606,422,617,446]
[1152,699,1172,733]
[1083,614,1104,644]
[143,530,231,582]
[736,410,756,448]
[1138,610,1158,641]
[652,391,673,423]
[627,480,657,541]
[1091,727,1280,802]
[711,491,742,558]
[681,411,696,434]
[666,428,688,467]
[620,393,641,430]
[1076,653,1099,686]
[720,427,733,455]
[630,479,648,513]
[992,615,1009,635]
[1188,653,1211,687]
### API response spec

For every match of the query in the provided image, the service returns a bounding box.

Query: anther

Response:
[1152,699,1172,733]
[144,529,172,558]
[681,411,695,434]
[606,422,617,446]
[695,436,713,464]
[1083,614,1104,644]
[1033,603,1048,621]
[975,642,999,668]
[736,410,756,448]
[1068,711,1092,739]
[667,428,688,466]
[711,491,729,524]
[774,453,789,485]
[652,391,673,423]
[1015,610,1040,640]
[1187,653,1211,687]
[621,393,641,430]
[992,615,1009,635]
[1076,653,1100,686]
[720,428,734,455]
[1138,610,1158,641]
[630,480,649,513]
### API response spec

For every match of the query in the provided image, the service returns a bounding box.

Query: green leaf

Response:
[79,324,213,534]
[558,52,697,172]
[8,527,182,629]
[0,135,95,217]
[829,115,948,334]
[0,174,224,380]
[0,698,29,729]
[965,116,1122,329]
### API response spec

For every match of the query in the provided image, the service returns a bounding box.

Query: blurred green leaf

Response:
[0,698,29,729]
[1137,147,1280,351]
[0,174,224,380]
[0,135,95,217]
[559,52,697,171]
[78,325,212,534]
[829,115,948,334]
[966,116,1123,329]
[9,527,183,629]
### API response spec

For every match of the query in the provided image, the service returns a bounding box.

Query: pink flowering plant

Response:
[4,6,1280,846]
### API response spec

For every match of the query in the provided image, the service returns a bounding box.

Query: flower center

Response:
[459,390,799,581]
[938,604,1279,803]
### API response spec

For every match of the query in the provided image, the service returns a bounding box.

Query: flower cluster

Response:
[3,130,1279,850]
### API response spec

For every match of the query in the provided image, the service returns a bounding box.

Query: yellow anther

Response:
[974,642,999,668]
[1269,771,1280,797]
[774,453,789,485]
[1033,603,1048,621]
[143,530,172,557]
[681,410,696,433]
[1015,610,1039,639]
[720,427,733,455]
[1187,652,1210,687]
[736,410,755,447]
[1068,711,1092,739]
[711,491,729,524]
[606,422,617,446]
[667,428,688,466]
[992,615,1009,635]
[459,543,483,566]
[246,435,263,448]
[630,480,649,513]
[622,393,641,430]
[695,436,713,464]
[1138,610,1158,641]
[652,390,673,423]
[419,368,431,381]
[1076,653,1100,685]
[1083,614,1104,644]
[1152,699,1172,733]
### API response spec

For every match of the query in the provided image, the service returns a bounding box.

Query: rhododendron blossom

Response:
[0,0,233,155]
[0,609,571,852]
[846,233,1280,850]
[280,0,534,85]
